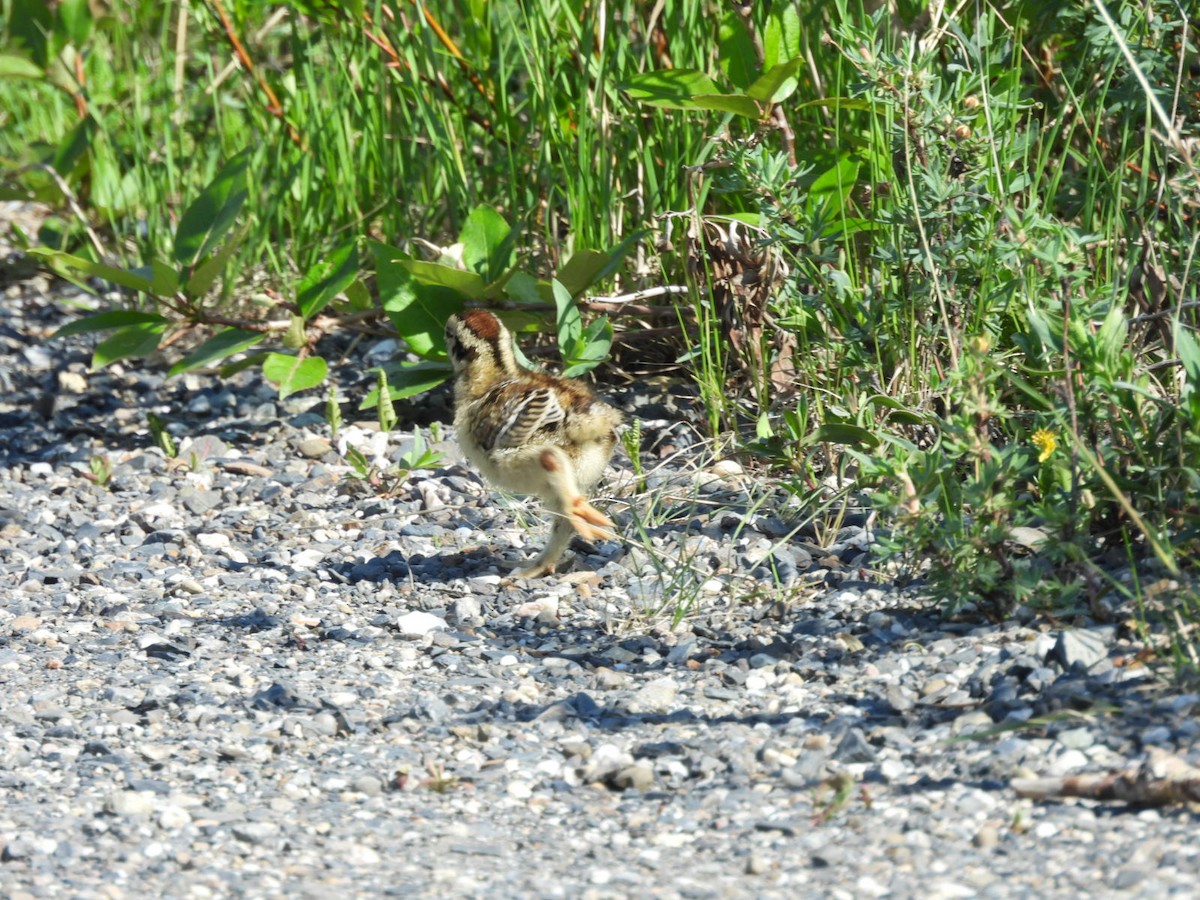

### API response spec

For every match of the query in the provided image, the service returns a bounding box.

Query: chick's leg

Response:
[533,447,615,542]
[496,446,615,578]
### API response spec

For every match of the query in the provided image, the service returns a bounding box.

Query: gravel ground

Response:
[2,239,1199,898]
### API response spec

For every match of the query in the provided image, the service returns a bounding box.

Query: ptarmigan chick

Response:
[445,309,622,577]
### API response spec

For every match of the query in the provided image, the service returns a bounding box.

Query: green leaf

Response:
[795,96,873,112]
[718,12,757,90]
[360,361,453,409]
[183,224,246,298]
[130,261,180,297]
[50,116,94,177]
[341,278,373,311]
[746,59,802,105]
[623,69,721,105]
[282,314,308,350]
[552,279,581,347]
[690,93,760,118]
[459,205,513,283]
[371,242,463,357]
[92,322,166,368]
[573,316,613,362]
[147,412,177,458]
[168,328,263,376]
[220,351,270,378]
[29,248,158,295]
[503,271,542,305]
[297,237,358,319]
[557,250,608,298]
[9,0,53,67]
[1096,303,1127,369]
[376,369,397,433]
[398,259,487,298]
[763,3,801,70]
[173,149,251,266]
[1174,320,1200,400]
[0,54,45,79]
[622,70,759,117]
[58,0,94,45]
[53,310,168,338]
[262,353,328,400]
[808,423,880,449]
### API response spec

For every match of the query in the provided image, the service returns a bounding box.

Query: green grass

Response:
[2,0,1197,671]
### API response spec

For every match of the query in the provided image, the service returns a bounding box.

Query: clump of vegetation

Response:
[2,1,1197,667]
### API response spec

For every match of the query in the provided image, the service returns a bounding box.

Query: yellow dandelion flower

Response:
[1031,429,1057,463]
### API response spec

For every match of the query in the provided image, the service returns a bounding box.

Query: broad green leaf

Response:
[718,12,757,90]
[29,248,156,295]
[1096,303,1127,368]
[552,279,581,347]
[58,0,94,45]
[51,116,94,177]
[504,271,542,305]
[360,361,453,409]
[459,205,512,283]
[691,94,760,118]
[130,261,179,297]
[623,70,760,117]
[622,69,718,106]
[575,316,613,361]
[810,155,860,195]
[1175,320,1200,400]
[342,278,373,311]
[9,0,52,67]
[174,149,250,265]
[168,327,263,376]
[371,242,463,357]
[398,259,487,298]
[0,54,44,79]
[282,314,307,350]
[92,322,166,368]
[795,96,873,112]
[561,360,603,378]
[54,309,168,338]
[725,212,763,227]
[589,229,645,287]
[262,353,328,400]
[297,237,358,319]
[220,351,270,378]
[184,224,247,298]
[747,59,802,105]
[763,3,801,70]
[557,250,608,297]
[808,423,880,449]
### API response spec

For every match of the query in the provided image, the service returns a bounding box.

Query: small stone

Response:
[298,437,333,459]
[394,611,448,637]
[834,728,876,763]
[451,597,482,624]
[627,677,677,714]
[232,822,278,844]
[196,532,231,550]
[611,763,653,792]
[158,805,191,829]
[1055,727,1094,750]
[507,781,533,800]
[108,790,156,817]
[1054,629,1107,670]
[973,824,1000,849]
[745,854,771,875]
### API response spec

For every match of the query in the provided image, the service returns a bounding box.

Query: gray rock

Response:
[1054,629,1108,670]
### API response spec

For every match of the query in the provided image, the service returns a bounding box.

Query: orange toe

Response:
[569,496,616,542]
